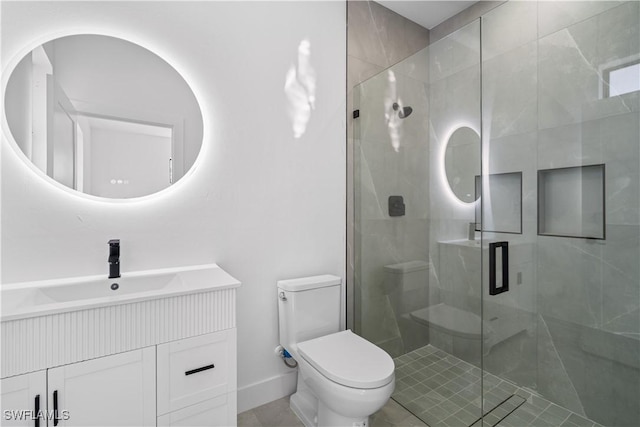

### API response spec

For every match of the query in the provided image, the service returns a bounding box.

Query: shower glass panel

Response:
[353,2,639,426]
[353,20,484,427]
[481,2,639,426]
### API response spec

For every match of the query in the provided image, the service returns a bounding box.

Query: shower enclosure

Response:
[352,2,639,426]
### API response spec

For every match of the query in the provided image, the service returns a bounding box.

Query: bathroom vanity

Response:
[0,264,239,427]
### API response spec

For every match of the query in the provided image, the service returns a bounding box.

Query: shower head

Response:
[392,102,413,119]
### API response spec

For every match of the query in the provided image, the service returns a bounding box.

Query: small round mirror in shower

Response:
[4,34,204,199]
[444,126,480,203]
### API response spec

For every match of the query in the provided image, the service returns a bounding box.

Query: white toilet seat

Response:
[297,330,395,389]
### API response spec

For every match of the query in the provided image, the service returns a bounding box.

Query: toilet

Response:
[277,275,395,427]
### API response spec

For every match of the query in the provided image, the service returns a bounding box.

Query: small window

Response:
[604,60,640,98]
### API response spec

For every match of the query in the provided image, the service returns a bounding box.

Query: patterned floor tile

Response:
[391,345,602,427]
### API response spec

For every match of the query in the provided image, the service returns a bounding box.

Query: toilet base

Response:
[290,388,317,427]
[318,402,368,427]
[290,376,372,427]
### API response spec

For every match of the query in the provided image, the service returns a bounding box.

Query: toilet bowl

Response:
[278,275,395,427]
[293,330,395,426]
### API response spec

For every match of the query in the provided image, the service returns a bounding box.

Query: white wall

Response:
[1,0,346,411]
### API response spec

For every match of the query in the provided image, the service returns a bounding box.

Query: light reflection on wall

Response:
[384,70,403,152]
[284,38,316,139]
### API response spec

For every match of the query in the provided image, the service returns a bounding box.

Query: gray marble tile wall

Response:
[347,1,430,354]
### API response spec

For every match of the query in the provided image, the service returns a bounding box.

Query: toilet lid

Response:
[297,330,395,389]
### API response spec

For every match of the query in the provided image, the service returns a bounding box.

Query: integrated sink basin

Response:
[1,264,240,321]
[39,274,180,303]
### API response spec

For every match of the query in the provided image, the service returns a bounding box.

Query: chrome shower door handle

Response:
[489,241,509,295]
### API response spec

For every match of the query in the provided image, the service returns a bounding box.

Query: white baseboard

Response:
[237,370,298,413]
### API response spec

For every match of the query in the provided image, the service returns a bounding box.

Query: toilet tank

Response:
[383,260,429,292]
[277,275,341,354]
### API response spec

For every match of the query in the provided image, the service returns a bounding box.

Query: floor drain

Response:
[469,395,527,427]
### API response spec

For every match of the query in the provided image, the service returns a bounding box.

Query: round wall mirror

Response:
[444,126,480,203]
[4,34,203,199]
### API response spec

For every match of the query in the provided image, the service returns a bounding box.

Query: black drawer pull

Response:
[185,364,215,376]
[34,394,40,427]
[53,390,59,426]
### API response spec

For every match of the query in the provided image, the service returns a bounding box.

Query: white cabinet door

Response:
[1,371,47,427]
[47,347,155,426]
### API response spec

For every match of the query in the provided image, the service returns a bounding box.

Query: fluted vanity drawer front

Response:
[157,329,237,416]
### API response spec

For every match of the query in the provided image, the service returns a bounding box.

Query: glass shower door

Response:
[480,2,640,426]
[353,19,486,427]
[477,2,539,426]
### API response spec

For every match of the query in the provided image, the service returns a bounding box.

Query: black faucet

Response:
[108,239,120,279]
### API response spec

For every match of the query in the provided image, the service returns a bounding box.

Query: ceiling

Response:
[376,1,477,30]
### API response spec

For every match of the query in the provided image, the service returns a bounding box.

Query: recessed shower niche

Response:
[475,172,522,234]
[3,34,204,199]
[538,164,605,239]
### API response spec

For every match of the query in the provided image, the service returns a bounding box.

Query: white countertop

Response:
[1,263,240,322]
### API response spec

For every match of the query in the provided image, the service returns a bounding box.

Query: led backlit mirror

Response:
[4,34,203,199]
[444,126,480,203]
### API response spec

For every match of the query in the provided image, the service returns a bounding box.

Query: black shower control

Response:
[388,195,405,217]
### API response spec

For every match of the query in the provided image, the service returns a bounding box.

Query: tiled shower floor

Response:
[393,345,604,427]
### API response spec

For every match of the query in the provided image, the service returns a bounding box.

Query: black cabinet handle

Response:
[34,395,40,427]
[185,364,215,376]
[489,241,509,295]
[53,390,59,426]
